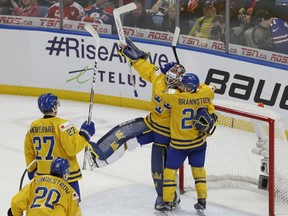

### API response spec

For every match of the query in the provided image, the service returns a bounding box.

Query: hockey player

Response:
[155,73,217,213]
[8,157,82,216]
[88,37,185,210]
[24,93,95,201]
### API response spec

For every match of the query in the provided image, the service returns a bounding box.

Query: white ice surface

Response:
[0,95,268,216]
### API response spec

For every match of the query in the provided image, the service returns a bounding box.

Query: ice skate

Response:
[194,198,206,215]
[155,202,172,212]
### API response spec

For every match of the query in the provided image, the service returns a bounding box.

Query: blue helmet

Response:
[180,73,200,92]
[50,157,70,180]
[38,93,59,113]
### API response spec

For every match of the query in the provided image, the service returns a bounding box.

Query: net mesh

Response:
[182,99,288,215]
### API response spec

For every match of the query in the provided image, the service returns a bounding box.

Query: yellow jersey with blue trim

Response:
[24,116,88,183]
[132,59,171,137]
[157,84,215,149]
[11,175,82,216]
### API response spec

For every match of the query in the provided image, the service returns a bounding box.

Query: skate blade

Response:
[196,209,205,216]
[154,210,171,216]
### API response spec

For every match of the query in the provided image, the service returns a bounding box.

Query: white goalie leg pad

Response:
[125,138,139,150]
[256,138,268,148]
[106,144,126,165]
[252,147,268,157]
[85,150,98,171]
[85,149,109,169]
[92,157,109,168]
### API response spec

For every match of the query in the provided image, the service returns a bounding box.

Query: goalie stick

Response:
[82,23,100,170]
[19,159,36,190]
[113,3,138,97]
[172,26,180,64]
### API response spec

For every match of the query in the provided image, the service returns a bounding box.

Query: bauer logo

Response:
[205,68,288,110]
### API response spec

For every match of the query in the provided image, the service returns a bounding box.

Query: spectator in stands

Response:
[209,14,225,42]
[160,3,190,34]
[256,10,288,54]
[148,0,201,32]
[242,9,273,51]
[188,0,217,38]
[45,0,84,20]
[0,0,11,6]
[79,0,114,27]
[230,12,251,45]
[148,0,191,15]
[123,0,156,30]
[159,3,177,32]
[148,0,165,14]
[230,0,256,19]
[0,0,12,15]
[11,0,41,17]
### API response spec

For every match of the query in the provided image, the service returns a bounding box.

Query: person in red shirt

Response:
[11,0,41,17]
[45,0,84,20]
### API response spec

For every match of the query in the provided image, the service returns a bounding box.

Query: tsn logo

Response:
[205,69,288,110]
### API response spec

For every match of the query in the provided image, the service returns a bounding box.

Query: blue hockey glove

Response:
[194,108,218,135]
[118,36,149,62]
[79,121,95,141]
[160,62,177,74]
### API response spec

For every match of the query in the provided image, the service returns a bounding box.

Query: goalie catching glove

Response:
[194,108,218,135]
[118,36,150,63]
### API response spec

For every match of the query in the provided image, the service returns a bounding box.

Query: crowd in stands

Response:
[0,0,287,55]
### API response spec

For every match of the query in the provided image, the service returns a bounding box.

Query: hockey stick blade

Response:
[113,3,136,46]
[84,23,100,43]
[114,2,136,14]
[172,26,180,64]
[113,3,138,97]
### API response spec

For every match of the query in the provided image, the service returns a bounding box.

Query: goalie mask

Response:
[38,93,60,114]
[166,64,186,88]
[179,73,200,92]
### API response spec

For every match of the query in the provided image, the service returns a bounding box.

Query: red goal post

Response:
[178,99,288,216]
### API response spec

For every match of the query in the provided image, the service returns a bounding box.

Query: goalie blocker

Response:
[87,118,149,168]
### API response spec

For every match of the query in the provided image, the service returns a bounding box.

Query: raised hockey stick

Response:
[113,3,138,97]
[172,26,180,64]
[82,23,100,170]
[19,159,36,190]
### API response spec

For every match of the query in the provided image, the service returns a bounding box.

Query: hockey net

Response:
[179,99,288,216]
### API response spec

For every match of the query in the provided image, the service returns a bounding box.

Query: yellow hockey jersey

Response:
[132,59,171,137]
[24,116,88,182]
[11,175,82,216]
[157,84,215,149]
